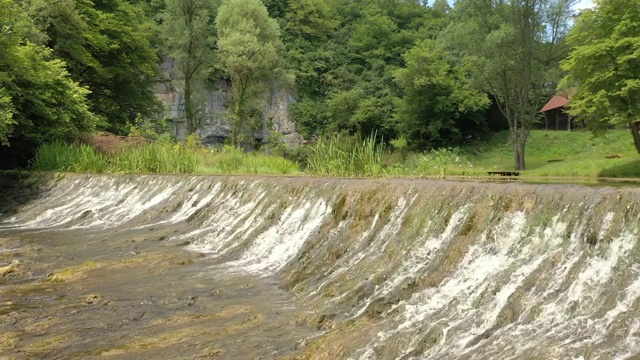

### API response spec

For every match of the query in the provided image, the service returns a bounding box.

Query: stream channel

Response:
[1,174,640,359]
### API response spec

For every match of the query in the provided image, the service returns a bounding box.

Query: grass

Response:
[32,141,299,175]
[30,130,640,179]
[32,142,109,173]
[307,133,385,176]
[461,129,639,178]
[197,145,299,174]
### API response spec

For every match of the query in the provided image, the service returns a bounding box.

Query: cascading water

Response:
[1,174,639,359]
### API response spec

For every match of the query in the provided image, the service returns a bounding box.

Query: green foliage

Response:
[416,148,470,179]
[32,139,298,175]
[289,98,329,139]
[462,130,639,178]
[386,147,475,178]
[0,89,15,146]
[109,143,198,173]
[285,0,339,42]
[393,39,489,150]
[449,0,574,169]
[6,0,632,175]
[307,133,385,176]
[32,141,108,173]
[163,0,219,134]
[28,0,161,134]
[389,136,408,160]
[560,0,640,152]
[0,0,96,152]
[32,141,198,173]
[127,115,174,143]
[216,0,285,146]
[283,0,454,144]
[199,145,299,174]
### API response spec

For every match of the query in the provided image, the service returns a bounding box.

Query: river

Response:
[1,174,639,359]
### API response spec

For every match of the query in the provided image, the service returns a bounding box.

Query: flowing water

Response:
[1,174,640,359]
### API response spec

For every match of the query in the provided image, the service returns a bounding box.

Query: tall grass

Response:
[33,141,108,173]
[109,143,198,173]
[307,133,386,176]
[198,145,299,174]
[33,141,197,173]
[32,140,297,175]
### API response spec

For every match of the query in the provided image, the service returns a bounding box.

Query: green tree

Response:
[394,40,489,149]
[560,0,640,153]
[0,0,96,165]
[163,0,219,135]
[28,0,161,134]
[283,0,454,143]
[215,0,284,146]
[451,0,575,170]
[0,89,15,146]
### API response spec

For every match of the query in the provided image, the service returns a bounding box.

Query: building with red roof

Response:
[540,94,574,131]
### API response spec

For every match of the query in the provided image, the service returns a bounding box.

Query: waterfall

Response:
[2,174,639,359]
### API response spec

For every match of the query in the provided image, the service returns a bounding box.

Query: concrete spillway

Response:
[1,174,639,359]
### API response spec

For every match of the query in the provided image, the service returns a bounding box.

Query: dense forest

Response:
[1,0,638,169]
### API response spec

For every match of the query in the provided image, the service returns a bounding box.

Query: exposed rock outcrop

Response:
[154,59,303,147]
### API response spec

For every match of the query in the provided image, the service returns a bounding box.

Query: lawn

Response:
[461,129,640,178]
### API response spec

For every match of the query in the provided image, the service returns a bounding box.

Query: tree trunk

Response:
[231,83,246,147]
[517,137,526,170]
[511,129,521,170]
[185,81,192,134]
[630,121,640,154]
[510,117,528,170]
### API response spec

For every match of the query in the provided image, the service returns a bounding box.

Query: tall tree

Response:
[451,0,576,169]
[163,0,219,134]
[394,40,489,149]
[215,0,284,146]
[560,0,640,153]
[0,0,96,165]
[28,0,161,134]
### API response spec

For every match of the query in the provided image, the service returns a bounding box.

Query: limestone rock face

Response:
[155,59,302,147]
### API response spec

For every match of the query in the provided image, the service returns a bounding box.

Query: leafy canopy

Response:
[560,0,640,130]
[216,0,284,145]
[0,0,96,148]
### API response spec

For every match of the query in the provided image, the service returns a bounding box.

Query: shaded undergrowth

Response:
[0,171,56,220]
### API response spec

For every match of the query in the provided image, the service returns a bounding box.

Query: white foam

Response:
[226,199,330,275]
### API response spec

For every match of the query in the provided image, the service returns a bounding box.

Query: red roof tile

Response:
[540,95,570,112]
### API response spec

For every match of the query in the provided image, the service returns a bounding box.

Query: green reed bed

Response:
[33,141,197,174]
[307,134,386,176]
[32,141,109,173]
[32,141,298,175]
[109,143,198,173]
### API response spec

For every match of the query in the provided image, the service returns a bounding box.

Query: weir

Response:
[1,174,640,359]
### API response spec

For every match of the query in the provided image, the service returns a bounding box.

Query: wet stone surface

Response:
[0,226,316,360]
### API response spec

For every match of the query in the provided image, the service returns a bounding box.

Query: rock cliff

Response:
[155,59,302,147]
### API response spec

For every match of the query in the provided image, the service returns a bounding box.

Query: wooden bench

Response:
[487,171,520,177]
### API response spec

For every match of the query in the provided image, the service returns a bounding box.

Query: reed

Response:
[33,141,197,174]
[32,141,108,173]
[307,133,385,176]
[33,141,297,175]
[198,146,299,174]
